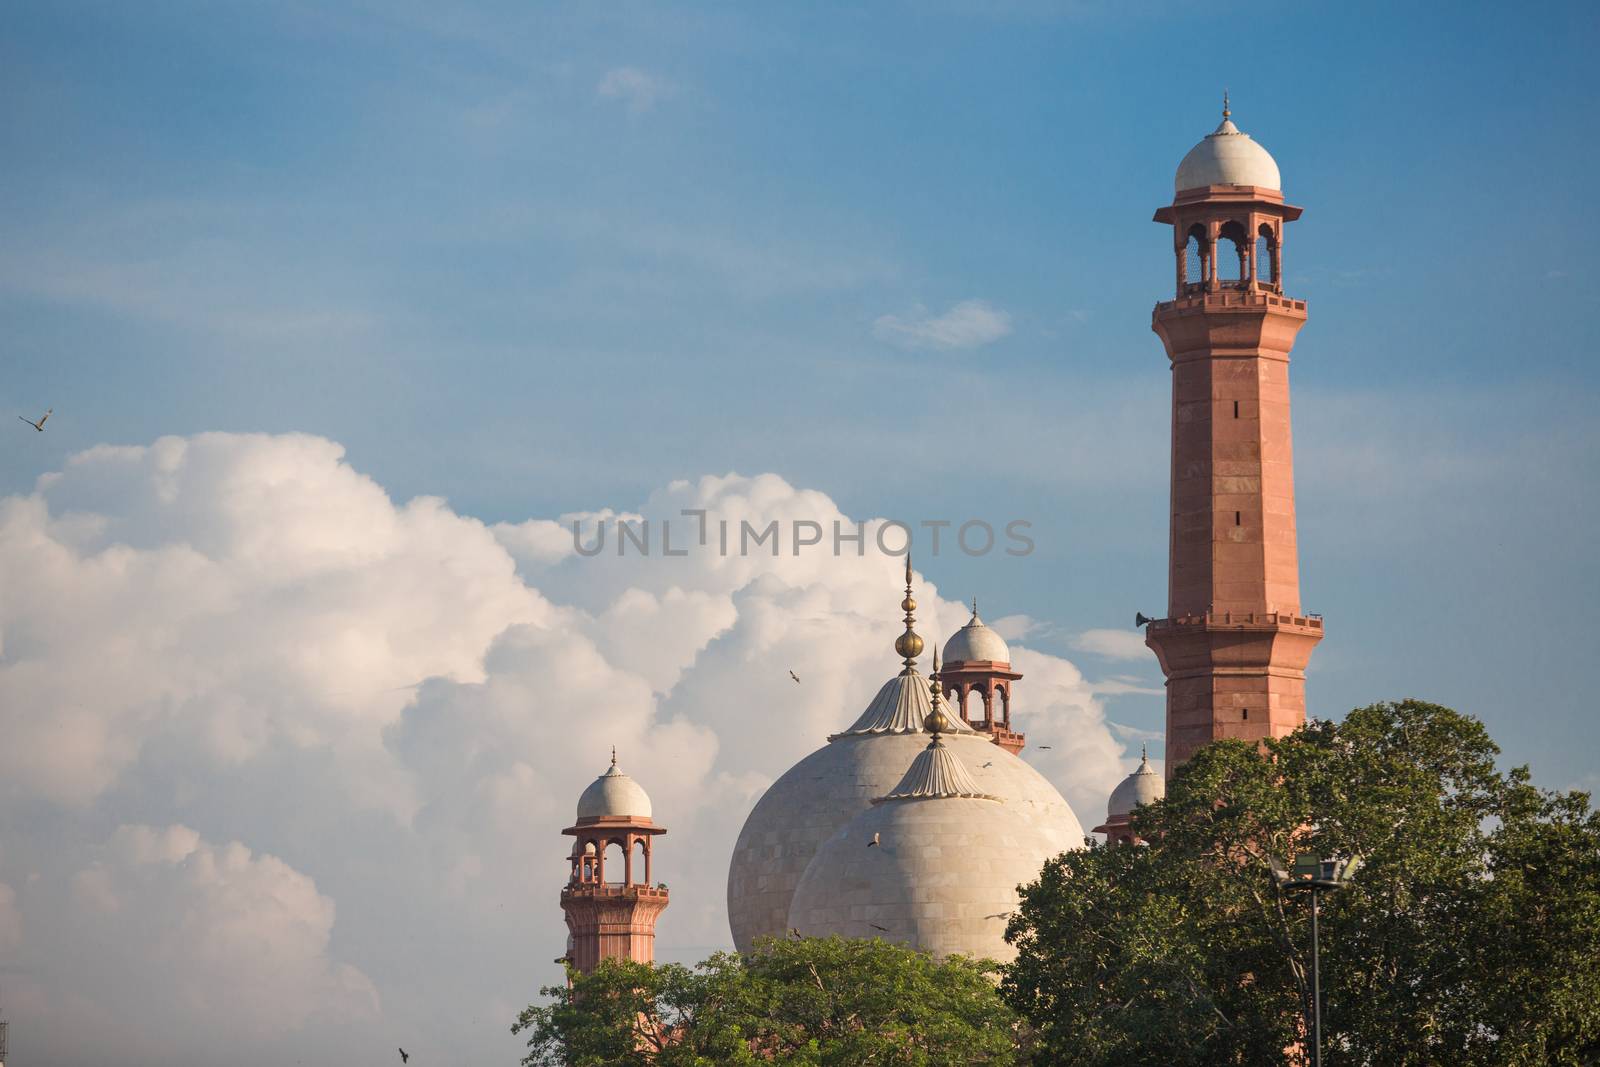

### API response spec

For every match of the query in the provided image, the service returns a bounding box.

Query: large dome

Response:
[726,670,1083,952]
[1174,110,1281,193]
[576,755,652,820]
[789,796,1064,962]
[942,606,1010,665]
[788,730,1074,962]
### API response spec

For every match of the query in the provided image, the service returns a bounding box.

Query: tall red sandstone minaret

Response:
[1144,97,1324,773]
[559,750,668,972]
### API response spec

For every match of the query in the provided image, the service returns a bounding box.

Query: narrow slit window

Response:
[1235,511,1241,526]
[1234,400,1240,418]
[1243,708,1249,720]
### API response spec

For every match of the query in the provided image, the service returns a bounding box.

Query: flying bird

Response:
[1038,745,1053,750]
[867,833,880,847]
[398,1049,409,1064]
[789,670,800,684]
[868,923,889,932]
[982,761,993,768]
[18,408,51,432]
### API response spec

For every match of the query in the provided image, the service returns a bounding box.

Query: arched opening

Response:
[604,840,627,886]
[1184,225,1206,293]
[634,837,650,886]
[1256,224,1278,287]
[1217,221,1249,287]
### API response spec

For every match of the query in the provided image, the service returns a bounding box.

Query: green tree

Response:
[513,934,1023,1066]
[1001,700,1600,1066]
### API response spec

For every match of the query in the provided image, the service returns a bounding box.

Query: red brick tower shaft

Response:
[1145,109,1323,773]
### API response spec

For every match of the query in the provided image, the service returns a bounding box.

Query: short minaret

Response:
[939,602,1025,755]
[1093,746,1165,844]
[1144,97,1324,774]
[560,750,668,973]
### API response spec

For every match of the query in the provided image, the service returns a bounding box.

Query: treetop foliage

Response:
[513,933,1021,1067]
[1001,700,1600,1066]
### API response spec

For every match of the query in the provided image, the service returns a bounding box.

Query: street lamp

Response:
[1271,853,1361,1067]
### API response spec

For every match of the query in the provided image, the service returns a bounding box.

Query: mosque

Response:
[557,99,1323,969]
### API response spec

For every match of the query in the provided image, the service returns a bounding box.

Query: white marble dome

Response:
[1106,749,1164,820]
[789,750,1070,962]
[942,607,1010,665]
[1175,113,1281,193]
[576,756,652,820]
[726,669,1083,953]
[790,796,1059,961]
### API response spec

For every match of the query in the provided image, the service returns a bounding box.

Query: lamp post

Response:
[1271,853,1360,1067]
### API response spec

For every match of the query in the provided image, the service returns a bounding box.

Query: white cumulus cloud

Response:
[11,824,377,1064]
[872,299,1013,350]
[1070,627,1153,661]
[0,433,1125,1065]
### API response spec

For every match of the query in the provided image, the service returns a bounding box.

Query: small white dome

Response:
[576,755,653,820]
[1106,750,1164,819]
[1175,113,1281,193]
[942,607,1010,666]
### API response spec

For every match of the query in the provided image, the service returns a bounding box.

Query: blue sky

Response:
[3,4,1599,1063]
[4,4,1598,806]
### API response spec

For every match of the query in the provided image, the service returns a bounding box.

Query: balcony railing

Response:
[1156,287,1307,315]
[1146,611,1323,632]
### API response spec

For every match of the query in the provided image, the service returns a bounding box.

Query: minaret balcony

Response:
[1146,610,1323,634]
[562,883,669,901]
[1155,288,1307,317]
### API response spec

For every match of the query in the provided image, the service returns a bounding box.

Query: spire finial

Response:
[893,553,924,672]
[971,597,979,618]
[1222,89,1230,121]
[1140,742,1147,763]
[610,745,617,768]
[924,643,952,737]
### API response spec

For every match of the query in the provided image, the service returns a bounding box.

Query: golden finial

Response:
[610,745,617,768]
[923,645,953,736]
[893,554,923,672]
[1222,89,1230,121]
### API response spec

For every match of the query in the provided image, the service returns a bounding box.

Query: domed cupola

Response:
[726,559,1084,953]
[942,605,1011,666]
[1174,94,1281,193]
[1092,747,1165,845]
[787,671,1073,963]
[575,750,654,822]
[939,601,1026,754]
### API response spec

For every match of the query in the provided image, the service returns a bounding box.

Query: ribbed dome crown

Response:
[877,735,997,803]
[831,669,976,738]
